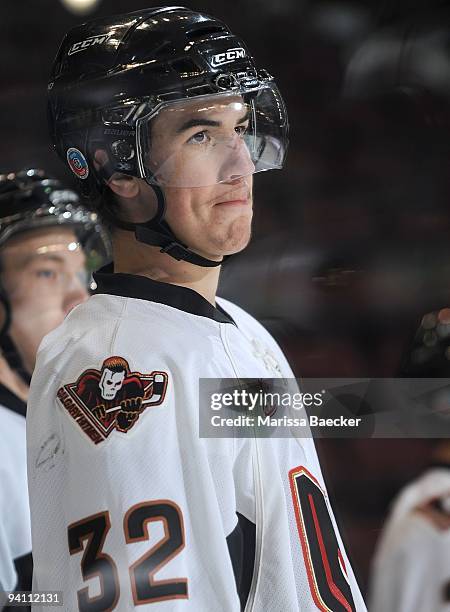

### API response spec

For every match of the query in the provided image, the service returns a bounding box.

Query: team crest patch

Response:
[57,356,168,444]
[66,147,89,179]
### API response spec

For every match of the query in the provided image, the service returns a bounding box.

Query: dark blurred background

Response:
[2,0,450,595]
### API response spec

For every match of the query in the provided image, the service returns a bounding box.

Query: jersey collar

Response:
[0,382,27,417]
[93,263,235,325]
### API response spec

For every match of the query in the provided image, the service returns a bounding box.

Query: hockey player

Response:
[370,312,450,612]
[27,7,367,611]
[369,441,450,612]
[0,169,109,609]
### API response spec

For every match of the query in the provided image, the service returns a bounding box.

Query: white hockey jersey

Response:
[0,397,31,594]
[370,467,450,612]
[27,267,366,611]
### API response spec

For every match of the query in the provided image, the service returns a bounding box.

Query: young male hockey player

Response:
[0,169,109,608]
[370,441,450,612]
[27,8,367,611]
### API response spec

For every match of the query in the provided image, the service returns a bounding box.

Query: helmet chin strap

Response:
[97,163,225,267]
[134,183,224,268]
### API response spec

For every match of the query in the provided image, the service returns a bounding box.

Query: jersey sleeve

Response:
[27,343,242,612]
[218,298,367,610]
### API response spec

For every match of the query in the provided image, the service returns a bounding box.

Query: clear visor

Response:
[136,84,288,188]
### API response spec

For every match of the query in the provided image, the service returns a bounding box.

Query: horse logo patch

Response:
[57,356,168,444]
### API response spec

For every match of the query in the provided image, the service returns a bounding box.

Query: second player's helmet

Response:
[0,169,110,270]
[48,6,289,266]
[0,169,107,248]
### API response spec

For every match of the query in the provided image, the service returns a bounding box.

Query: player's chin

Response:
[213,223,252,256]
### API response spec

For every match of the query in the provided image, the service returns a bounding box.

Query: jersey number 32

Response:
[68,500,188,611]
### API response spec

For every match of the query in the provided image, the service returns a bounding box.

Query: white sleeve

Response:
[218,300,367,610]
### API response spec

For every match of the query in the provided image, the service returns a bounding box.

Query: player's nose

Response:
[219,137,256,183]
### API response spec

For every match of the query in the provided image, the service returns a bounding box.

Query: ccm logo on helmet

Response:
[68,34,111,56]
[211,47,246,68]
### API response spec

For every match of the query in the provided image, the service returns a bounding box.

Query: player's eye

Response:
[187,130,211,145]
[36,269,58,280]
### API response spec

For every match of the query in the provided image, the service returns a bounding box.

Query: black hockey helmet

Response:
[48,6,288,267]
[0,168,111,263]
[0,169,109,248]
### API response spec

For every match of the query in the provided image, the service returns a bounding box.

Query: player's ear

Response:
[94,149,140,200]
[108,174,140,200]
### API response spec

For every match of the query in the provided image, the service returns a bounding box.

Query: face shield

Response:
[77,228,111,290]
[136,83,288,188]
